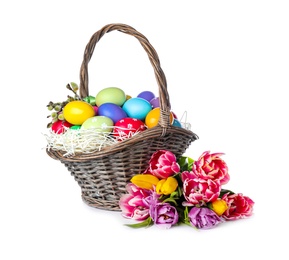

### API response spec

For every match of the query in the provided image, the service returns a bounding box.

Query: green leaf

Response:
[183,206,190,224]
[125,217,153,228]
[176,185,184,197]
[207,202,213,210]
[170,190,179,198]
[178,156,195,171]
[177,206,191,225]
[162,197,178,205]
[219,188,235,198]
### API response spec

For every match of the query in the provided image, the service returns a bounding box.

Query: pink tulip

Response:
[182,171,221,206]
[119,183,151,221]
[221,192,255,220]
[145,150,180,179]
[192,151,230,185]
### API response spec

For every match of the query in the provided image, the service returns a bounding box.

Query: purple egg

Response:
[98,103,127,124]
[137,91,155,102]
[150,97,160,108]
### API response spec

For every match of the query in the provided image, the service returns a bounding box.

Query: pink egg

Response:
[113,117,146,141]
[93,106,98,115]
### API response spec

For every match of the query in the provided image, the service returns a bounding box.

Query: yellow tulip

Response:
[156,177,178,195]
[211,199,228,216]
[130,174,159,190]
[156,179,166,194]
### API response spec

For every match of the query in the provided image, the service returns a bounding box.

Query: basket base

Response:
[82,194,121,211]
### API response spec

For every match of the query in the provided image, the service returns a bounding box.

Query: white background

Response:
[1,0,288,259]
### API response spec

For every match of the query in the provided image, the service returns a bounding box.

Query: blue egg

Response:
[122,97,152,121]
[172,118,182,128]
[98,103,127,124]
[137,91,155,102]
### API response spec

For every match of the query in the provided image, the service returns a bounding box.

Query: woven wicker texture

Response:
[46,23,199,211]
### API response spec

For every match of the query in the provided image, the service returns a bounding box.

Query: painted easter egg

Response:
[95,87,126,107]
[93,106,98,115]
[51,120,73,134]
[150,97,160,108]
[81,116,114,133]
[122,97,152,121]
[145,107,174,128]
[172,111,178,119]
[172,118,182,128]
[113,117,146,140]
[97,103,127,124]
[137,91,155,102]
[63,100,95,125]
[70,125,81,130]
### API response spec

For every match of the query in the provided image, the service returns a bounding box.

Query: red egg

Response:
[172,111,178,119]
[51,120,73,134]
[113,117,146,141]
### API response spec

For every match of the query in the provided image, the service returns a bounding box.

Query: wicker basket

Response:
[46,23,199,211]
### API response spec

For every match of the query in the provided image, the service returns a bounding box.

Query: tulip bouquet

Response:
[119,150,254,229]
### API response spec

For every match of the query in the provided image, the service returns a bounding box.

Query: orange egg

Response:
[145,107,174,128]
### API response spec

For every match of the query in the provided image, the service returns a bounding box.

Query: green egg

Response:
[70,125,81,130]
[81,116,114,133]
[95,87,126,107]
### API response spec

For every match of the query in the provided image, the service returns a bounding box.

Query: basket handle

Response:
[79,23,172,129]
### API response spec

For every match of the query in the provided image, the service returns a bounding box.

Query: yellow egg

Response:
[63,100,95,125]
[145,107,174,128]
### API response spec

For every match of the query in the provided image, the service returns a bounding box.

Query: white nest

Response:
[44,128,119,156]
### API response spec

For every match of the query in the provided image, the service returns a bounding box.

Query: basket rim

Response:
[46,124,198,162]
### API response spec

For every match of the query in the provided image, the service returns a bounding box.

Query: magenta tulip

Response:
[119,183,151,221]
[192,151,230,185]
[182,171,221,206]
[221,192,255,220]
[145,150,180,179]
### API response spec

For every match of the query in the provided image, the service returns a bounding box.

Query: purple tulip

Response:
[150,202,179,229]
[188,207,222,229]
[144,192,178,229]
